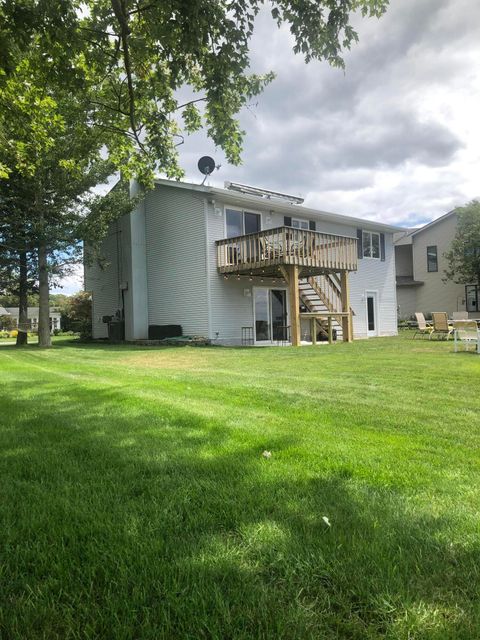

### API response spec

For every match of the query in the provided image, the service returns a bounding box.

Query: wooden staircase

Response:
[299,275,348,341]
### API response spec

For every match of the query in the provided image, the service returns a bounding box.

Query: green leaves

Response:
[444,201,480,285]
[0,0,389,185]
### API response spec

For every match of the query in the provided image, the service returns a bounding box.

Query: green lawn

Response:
[1,336,479,639]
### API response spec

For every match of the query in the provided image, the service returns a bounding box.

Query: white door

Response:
[366,292,378,337]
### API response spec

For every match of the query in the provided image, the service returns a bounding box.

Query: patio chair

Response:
[453,320,480,353]
[413,312,433,339]
[261,238,281,261]
[452,311,469,321]
[430,312,453,340]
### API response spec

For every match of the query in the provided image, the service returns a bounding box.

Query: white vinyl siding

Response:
[206,201,255,344]
[84,228,122,339]
[145,185,209,336]
[85,180,399,343]
[207,202,397,342]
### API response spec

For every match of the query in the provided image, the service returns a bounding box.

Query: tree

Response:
[59,291,92,338]
[0,170,39,344]
[444,201,480,287]
[1,1,389,346]
[1,0,389,184]
[0,49,124,347]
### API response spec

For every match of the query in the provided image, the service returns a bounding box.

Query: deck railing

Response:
[216,226,357,274]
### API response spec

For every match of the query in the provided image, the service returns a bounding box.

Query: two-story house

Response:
[394,210,479,320]
[85,179,400,345]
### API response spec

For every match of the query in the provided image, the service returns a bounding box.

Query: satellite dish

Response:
[198,156,216,176]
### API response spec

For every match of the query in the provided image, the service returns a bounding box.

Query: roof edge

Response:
[409,210,457,237]
[152,177,402,232]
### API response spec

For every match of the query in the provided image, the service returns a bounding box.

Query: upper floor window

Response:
[226,209,261,238]
[362,231,380,259]
[427,245,438,272]
[291,218,309,230]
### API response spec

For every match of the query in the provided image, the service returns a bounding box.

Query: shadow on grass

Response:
[0,379,479,639]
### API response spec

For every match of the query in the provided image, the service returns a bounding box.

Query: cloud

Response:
[51,264,83,295]
[178,0,480,227]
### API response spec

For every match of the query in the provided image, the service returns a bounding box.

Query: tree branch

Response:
[175,97,207,111]
[110,0,147,153]
[128,1,158,16]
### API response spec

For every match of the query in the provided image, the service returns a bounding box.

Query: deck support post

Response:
[340,271,352,342]
[310,318,317,345]
[285,264,301,346]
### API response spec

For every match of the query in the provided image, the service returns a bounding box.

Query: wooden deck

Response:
[216,226,357,346]
[216,226,357,277]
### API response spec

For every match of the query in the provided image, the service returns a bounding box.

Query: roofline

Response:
[152,177,402,233]
[408,209,457,237]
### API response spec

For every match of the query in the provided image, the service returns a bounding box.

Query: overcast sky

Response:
[61,0,480,294]
[177,0,480,226]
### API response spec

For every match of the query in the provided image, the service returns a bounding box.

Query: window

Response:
[291,218,309,230]
[226,209,261,238]
[427,245,438,272]
[362,231,381,259]
[466,285,478,312]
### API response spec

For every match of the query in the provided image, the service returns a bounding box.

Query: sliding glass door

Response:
[254,288,288,342]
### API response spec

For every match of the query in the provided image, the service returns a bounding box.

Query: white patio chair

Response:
[454,320,480,353]
[413,312,433,339]
[452,311,469,321]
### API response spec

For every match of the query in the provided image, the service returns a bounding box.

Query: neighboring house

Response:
[2,307,62,333]
[85,179,400,345]
[394,211,479,320]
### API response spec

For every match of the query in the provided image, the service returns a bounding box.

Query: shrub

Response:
[0,315,15,331]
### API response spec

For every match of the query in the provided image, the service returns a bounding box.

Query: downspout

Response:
[204,198,213,340]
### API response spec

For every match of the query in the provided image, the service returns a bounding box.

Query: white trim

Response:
[223,205,263,238]
[365,290,379,337]
[291,217,310,230]
[362,230,381,260]
[409,210,456,237]
[252,285,289,344]
[150,178,401,233]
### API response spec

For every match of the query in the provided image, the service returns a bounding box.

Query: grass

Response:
[0,334,479,639]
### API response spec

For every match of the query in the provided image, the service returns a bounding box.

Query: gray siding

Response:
[395,245,413,277]
[145,185,209,335]
[412,214,475,316]
[85,226,122,339]
[397,287,417,319]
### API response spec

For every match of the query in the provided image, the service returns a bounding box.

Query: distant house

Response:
[85,178,400,345]
[2,307,62,333]
[394,211,479,319]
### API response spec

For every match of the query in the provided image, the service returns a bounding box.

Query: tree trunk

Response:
[38,243,51,347]
[16,250,28,346]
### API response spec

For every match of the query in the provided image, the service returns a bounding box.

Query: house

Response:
[394,211,479,320]
[85,179,400,345]
[1,307,62,333]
